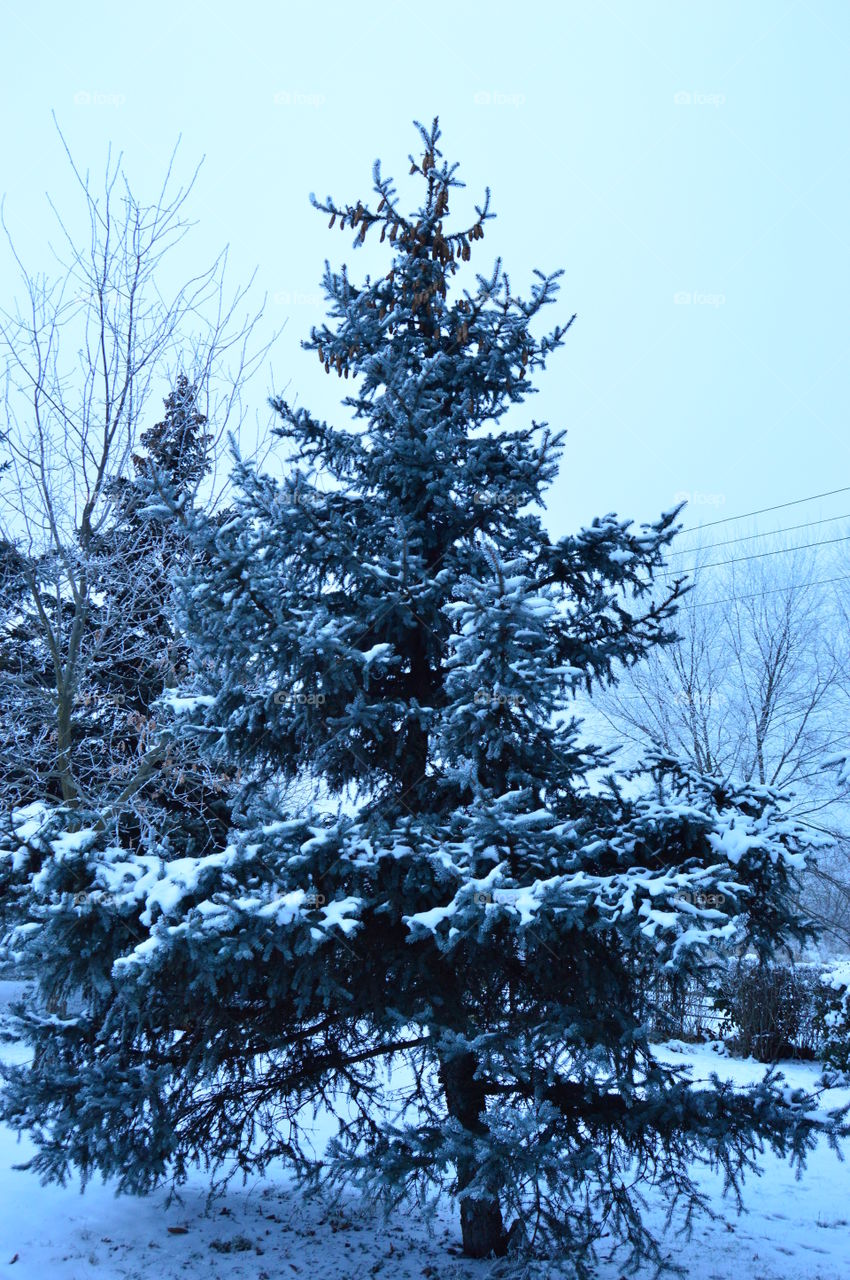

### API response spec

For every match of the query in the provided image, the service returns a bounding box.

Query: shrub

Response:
[715,957,813,1062]
[816,959,850,1074]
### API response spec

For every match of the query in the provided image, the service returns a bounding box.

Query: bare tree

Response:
[0,131,271,818]
[593,532,850,950]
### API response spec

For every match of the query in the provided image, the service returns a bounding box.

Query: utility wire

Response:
[676,573,850,612]
[667,511,850,558]
[664,532,850,579]
[678,485,850,534]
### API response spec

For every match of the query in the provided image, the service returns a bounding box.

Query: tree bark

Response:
[438,1049,507,1259]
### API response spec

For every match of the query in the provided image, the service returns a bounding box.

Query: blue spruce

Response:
[2,121,843,1275]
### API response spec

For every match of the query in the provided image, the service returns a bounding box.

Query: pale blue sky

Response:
[3,1,849,540]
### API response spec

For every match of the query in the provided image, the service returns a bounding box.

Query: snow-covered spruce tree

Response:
[0,374,213,811]
[2,121,844,1274]
[0,378,232,955]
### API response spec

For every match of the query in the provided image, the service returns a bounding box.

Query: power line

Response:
[676,572,850,613]
[678,485,850,534]
[667,511,850,558]
[663,532,850,580]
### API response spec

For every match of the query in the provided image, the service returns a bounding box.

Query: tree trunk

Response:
[55,684,78,803]
[438,1049,507,1259]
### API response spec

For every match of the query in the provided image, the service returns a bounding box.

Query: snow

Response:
[359,642,394,667]
[406,901,457,931]
[94,845,244,922]
[160,693,216,714]
[822,959,850,1011]
[2,979,850,1279]
[48,829,98,857]
[317,896,362,935]
[8,805,49,843]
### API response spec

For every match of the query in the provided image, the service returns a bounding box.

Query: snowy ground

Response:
[2,979,850,1280]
